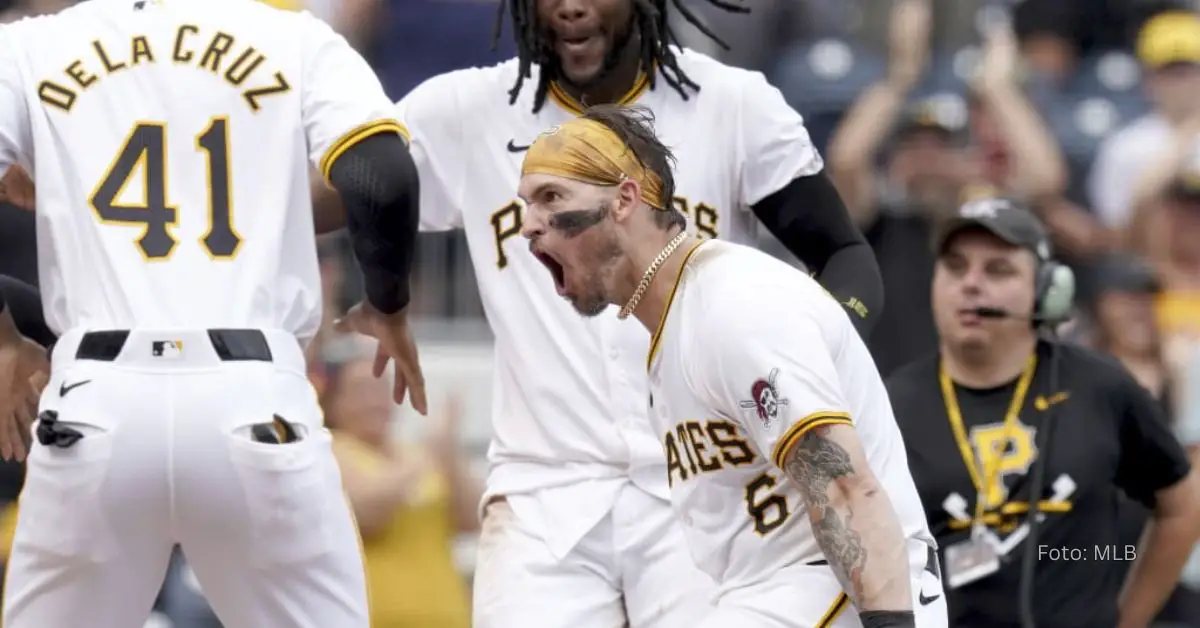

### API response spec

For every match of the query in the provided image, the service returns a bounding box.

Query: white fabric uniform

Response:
[648,239,946,627]
[398,50,823,626]
[0,1,401,626]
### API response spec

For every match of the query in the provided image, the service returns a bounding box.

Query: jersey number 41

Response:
[90,119,241,261]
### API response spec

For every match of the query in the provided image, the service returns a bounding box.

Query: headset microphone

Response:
[972,306,1012,319]
[972,306,1047,322]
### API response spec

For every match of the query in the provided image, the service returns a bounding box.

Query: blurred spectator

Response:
[827,0,967,376]
[965,17,1115,263]
[1089,253,1171,403]
[1088,10,1200,230]
[324,349,479,628]
[1087,252,1200,627]
[965,20,1069,203]
[1124,144,1200,379]
[855,0,981,52]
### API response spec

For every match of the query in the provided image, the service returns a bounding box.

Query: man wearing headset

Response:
[885,198,1200,628]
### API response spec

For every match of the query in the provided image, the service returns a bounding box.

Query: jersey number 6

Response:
[745,471,789,536]
[90,119,241,261]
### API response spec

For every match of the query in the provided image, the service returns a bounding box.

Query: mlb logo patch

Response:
[152,340,183,358]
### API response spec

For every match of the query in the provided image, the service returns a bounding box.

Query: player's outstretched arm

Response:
[328,132,428,415]
[781,422,913,618]
[328,131,418,316]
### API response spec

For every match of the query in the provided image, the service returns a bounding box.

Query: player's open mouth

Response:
[559,35,600,55]
[533,249,568,296]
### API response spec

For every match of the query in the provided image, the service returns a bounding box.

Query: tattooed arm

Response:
[782,422,912,612]
[694,290,916,621]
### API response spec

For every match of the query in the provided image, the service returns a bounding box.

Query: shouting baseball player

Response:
[328,0,884,625]
[0,0,424,626]
[517,105,946,627]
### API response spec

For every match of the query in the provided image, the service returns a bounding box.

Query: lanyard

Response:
[939,354,1038,525]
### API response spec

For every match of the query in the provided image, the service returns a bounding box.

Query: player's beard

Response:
[568,229,624,317]
[550,14,638,92]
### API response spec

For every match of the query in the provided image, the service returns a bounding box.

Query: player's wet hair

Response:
[580,104,685,232]
[494,0,750,113]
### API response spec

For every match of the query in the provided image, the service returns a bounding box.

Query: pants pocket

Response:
[226,428,339,568]
[16,433,117,562]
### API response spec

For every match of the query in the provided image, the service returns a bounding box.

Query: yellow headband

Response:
[521,117,666,209]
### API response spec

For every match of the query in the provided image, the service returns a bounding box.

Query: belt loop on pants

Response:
[74,329,274,362]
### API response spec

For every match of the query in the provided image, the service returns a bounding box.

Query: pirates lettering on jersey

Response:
[662,419,755,487]
[670,196,718,239]
[662,418,796,538]
[37,24,291,114]
[489,195,722,269]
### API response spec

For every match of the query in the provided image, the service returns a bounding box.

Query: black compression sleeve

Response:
[859,610,916,628]
[0,275,55,348]
[328,132,419,315]
[751,172,884,338]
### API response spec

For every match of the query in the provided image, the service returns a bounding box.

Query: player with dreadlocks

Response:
[496,0,749,112]
[326,1,886,626]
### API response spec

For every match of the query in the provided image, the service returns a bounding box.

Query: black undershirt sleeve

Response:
[1114,368,1192,509]
[327,132,419,315]
[751,172,884,338]
[0,275,54,348]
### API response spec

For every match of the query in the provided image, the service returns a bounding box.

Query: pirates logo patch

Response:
[740,368,789,427]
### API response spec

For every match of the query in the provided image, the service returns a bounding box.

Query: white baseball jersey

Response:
[397,50,822,551]
[648,239,933,590]
[0,0,400,342]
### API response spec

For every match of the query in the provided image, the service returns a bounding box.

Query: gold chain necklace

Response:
[618,230,689,320]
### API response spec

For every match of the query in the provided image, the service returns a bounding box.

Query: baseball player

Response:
[0,1,424,626]
[517,106,945,627]
[328,0,885,625]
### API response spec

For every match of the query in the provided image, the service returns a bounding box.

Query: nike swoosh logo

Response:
[59,379,92,397]
[919,592,941,606]
[507,140,531,153]
[1034,391,1070,411]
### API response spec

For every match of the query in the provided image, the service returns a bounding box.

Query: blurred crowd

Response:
[2,0,1200,626]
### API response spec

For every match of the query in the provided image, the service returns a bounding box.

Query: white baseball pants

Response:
[1,328,368,628]
[472,480,718,628]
